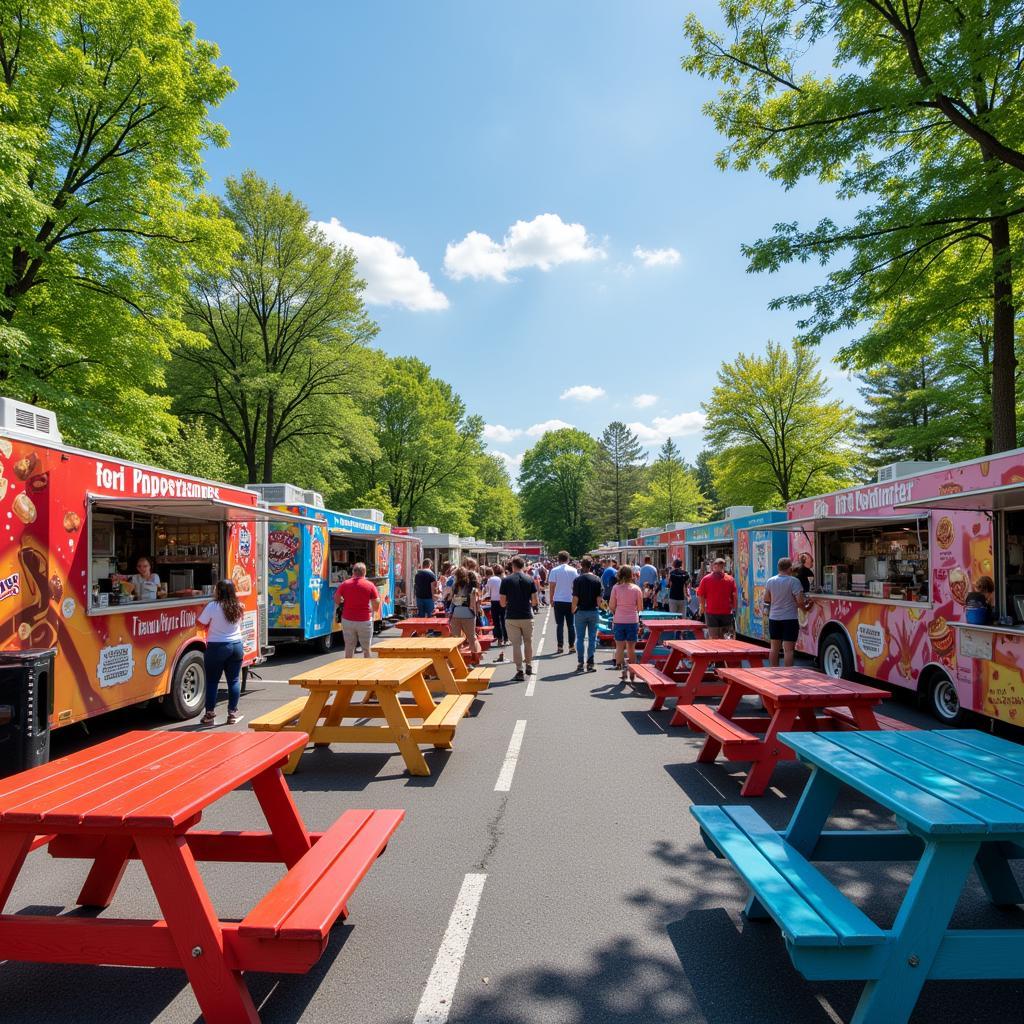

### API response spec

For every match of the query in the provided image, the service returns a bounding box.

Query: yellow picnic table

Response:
[250,657,473,776]
[373,636,493,694]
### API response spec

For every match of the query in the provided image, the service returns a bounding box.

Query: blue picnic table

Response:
[692,729,1024,1024]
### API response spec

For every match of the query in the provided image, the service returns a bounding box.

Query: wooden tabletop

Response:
[716,666,889,703]
[375,637,463,653]
[644,619,706,632]
[0,731,304,832]
[666,638,768,656]
[397,617,449,628]
[290,656,434,688]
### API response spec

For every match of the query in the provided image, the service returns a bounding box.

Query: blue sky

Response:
[180,0,860,478]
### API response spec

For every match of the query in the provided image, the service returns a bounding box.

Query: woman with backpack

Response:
[199,579,246,726]
[448,566,481,657]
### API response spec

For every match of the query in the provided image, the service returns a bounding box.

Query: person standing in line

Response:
[638,555,658,594]
[793,552,815,593]
[571,556,603,672]
[448,565,481,658]
[334,562,381,657]
[763,557,811,667]
[666,558,690,614]
[199,579,246,726]
[413,558,438,618]
[500,556,539,681]
[601,559,618,602]
[608,565,644,682]
[486,564,507,650]
[548,550,578,654]
[697,557,737,639]
[535,562,549,605]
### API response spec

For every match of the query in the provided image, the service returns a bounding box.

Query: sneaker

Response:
[513,670,525,681]
[525,664,534,675]
[587,661,596,672]
[201,711,216,726]
[556,646,564,654]
[227,710,243,726]
[576,662,584,673]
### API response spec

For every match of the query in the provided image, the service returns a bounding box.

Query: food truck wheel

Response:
[928,672,962,724]
[162,649,206,720]
[819,632,854,680]
[315,631,334,653]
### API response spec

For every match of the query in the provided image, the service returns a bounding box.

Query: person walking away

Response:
[608,565,644,682]
[639,556,658,595]
[601,559,618,602]
[413,558,438,618]
[199,579,246,726]
[486,564,507,650]
[657,568,670,609]
[571,556,603,672]
[548,550,578,654]
[667,559,690,614]
[535,563,549,605]
[697,557,737,639]
[763,557,811,667]
[335,562,381,657]
[500,556,538,681]
[448,566,481,658]
[793,552,814,593]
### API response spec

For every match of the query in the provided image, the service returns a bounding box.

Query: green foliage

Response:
[703,341,858,506]
[148,420,236,482]
[171,171,379,483]
[588,421,645,540]
[0,0,236,455]
[519,428,599,554]
[630,438,710,526]
[694,450,720,518]
[471,455,523,541]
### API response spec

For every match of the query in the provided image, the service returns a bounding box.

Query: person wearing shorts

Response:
[608,565,644,682]
[334,562,380,657]
[696,557,737,638]
[763,557,811,667]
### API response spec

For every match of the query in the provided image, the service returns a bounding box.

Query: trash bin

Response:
[0,648,56,776]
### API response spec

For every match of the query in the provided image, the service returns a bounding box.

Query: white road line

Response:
[413,872,487,1024]
[494,719,527,791]
[524,672,538,697]
[534,635,545,656]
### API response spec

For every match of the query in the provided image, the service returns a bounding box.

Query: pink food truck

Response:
[766,452,1024,725]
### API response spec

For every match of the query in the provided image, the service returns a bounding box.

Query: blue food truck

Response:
[249,485,396,652]
[686,508,788,641]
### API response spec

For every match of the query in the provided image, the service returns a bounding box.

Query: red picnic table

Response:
[675,665,892,796]
[631,619,709,672]
[394,616,493,661]
[0,731,403,1023]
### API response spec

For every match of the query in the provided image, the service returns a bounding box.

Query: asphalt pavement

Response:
[5,607,1024,1023]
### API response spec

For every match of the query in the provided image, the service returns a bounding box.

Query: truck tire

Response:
[929,671,962,725]
[315,631,333,654]
[161,649,206,720]
[819,632,855,680]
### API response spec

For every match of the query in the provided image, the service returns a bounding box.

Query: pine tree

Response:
[588,421,645,541]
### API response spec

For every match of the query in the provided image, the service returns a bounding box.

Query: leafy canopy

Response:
[630,438,710,527]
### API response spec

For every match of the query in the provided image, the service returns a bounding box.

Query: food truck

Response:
[766,454,1024,724]
[0,398,309,733]
[408,527,463,571]
[390,528,423,617]
[250,486,396,652]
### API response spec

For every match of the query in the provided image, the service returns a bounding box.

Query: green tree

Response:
[630,438,710,526]
[0,0,236,454]
[683,0,1024,451]
[519,428,599,554]
[172,172,379,483]
[694,450,720,518]
[148,421,235,482]
[703,342,857,507]
[588,421,644,540]
[470,455,523,541]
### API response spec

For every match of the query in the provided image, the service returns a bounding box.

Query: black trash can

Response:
[0,648,56,776]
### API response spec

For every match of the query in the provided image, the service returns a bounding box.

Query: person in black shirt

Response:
[571,556,603,672]
[413,559,438,618]
[666,558,690,614]
[500,556,538,681]
[794,553,814,593]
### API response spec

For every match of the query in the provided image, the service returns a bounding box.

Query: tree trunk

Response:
[262,394,276,484]
[990,216,1017,452]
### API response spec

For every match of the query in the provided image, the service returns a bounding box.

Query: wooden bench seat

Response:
[692,804,886,948]
[823,706,918,732]
[677,704,762,748]
[628,662,685,709]
[239,808,403,942]
[250,697,308,732]
[422,693,474,731]
[462,667,493,693]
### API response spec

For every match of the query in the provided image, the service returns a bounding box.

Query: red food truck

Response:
[0,398,308,752]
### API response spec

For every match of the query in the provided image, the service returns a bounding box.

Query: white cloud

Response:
[627,411,706,445]
[483,423,523,444]
[316,217,449,311]
[632,393,658,409]
[560,384,606,402]
[525,418,574,437]
[444,213,605,282]
[495,450,525,477]
[633,245,681,268]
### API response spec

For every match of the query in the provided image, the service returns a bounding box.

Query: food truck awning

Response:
[89,495,319,525]
[757,513,927,533]
[895,482,1024,513]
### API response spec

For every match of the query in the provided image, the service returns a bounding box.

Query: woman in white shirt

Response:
[486,565,506,645]
[198,579,245,726]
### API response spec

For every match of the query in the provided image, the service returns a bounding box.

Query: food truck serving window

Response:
[816,517,930,601]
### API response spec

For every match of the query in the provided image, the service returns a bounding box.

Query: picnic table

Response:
[0,731,402,1024]
[374,636,493,694]
[392,616,493,661]
[250,657,474,776]
[676,665,891,796]
[693,729,1024,1023]
[631,618,708,670]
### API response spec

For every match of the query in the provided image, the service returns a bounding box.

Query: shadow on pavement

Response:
[282,747,452,791]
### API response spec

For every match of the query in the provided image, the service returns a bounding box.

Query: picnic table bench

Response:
[629,618,708,675]
[392,616,493,662]
[0,731,402,1024]
[676,666,891,796]
[693,729,1024,1023]
[250,657,473,776]
[374,636,493,694]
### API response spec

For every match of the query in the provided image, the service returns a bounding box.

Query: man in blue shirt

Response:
[600,560,618,602]
[639,556,659,590]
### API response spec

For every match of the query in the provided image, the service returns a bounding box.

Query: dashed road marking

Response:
[494,719,527,791]
[525,672,538,696]
[413,872,488,1024]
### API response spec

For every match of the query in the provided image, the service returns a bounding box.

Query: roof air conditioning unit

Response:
[638,527,661,537]
[876,460,949,483]
[411,525,440,535]
[664,522,691,531]
[348,508,385,523]
[724,505,754,519]
[246,483,308,505]
[0,398,62,445]
[302,489,325,508]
